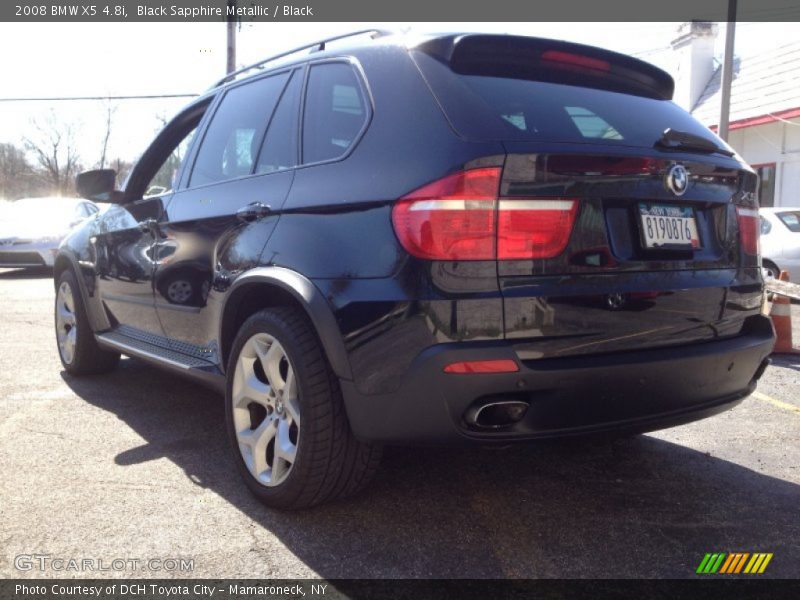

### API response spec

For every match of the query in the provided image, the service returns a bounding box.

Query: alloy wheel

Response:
[55,281,77,364]
[231,333,300,487]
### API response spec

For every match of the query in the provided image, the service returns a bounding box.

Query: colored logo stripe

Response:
[697,552,773,574]
[719,553,749,573]
[719,554,736,573]
[744,553,773,574]
[697,553,726,574]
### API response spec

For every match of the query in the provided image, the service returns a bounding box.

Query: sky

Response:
[0,21,796,169]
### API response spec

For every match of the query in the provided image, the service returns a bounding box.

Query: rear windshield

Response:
[777,211,800,232]
[413,52,718,147]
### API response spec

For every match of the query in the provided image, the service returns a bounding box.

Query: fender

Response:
[219,266,353,381]
[54,249,112,333]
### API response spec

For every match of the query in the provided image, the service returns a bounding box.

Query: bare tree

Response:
[23,111,83,196]
[0,143,38,199]
[98,99,117,169]
[109,157,133,188]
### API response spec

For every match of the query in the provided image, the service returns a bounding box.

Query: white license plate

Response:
[638,204,700,249]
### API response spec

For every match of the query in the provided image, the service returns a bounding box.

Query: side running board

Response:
[96,330,225,391]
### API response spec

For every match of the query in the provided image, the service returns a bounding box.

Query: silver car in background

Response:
[0,197,100,268]
[760,207,800,282]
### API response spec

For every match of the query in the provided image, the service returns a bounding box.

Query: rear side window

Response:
[190,72,289,187]
[413,51,717,146]
[777,211,800,232]
[302,63,368,164]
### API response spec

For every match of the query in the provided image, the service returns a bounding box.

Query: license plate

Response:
[638,203,700,249]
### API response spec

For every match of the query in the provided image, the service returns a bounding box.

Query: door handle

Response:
[137,218,159,234]
[237,202,272,222]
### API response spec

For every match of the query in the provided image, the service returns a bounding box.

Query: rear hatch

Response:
[410,34,763,359]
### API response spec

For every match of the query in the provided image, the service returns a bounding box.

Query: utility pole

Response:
[226,0,237,75]
[718,0,737,141]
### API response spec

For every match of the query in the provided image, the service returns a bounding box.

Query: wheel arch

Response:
[53,252,77,290]
[219,267,353,381]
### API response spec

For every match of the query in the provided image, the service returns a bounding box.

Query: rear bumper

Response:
[341,315,775,443]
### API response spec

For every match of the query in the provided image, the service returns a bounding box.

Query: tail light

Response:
[541,50,611,74]
[391,168,499,260]
[392,168,578,261]
[443,359,519,374]
[736,207,760,256]
[498,200,578,259]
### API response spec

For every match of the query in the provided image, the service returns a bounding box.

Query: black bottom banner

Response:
[4,579,800,600]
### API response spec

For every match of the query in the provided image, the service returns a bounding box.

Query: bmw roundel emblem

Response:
[665,164,689,196]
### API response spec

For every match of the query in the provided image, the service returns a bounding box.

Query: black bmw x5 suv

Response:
[55,31,774,509]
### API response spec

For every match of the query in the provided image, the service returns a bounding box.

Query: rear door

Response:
[152,68,302,360]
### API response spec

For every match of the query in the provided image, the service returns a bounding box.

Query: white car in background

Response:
[0,197,100,268]
[760,207,800,282]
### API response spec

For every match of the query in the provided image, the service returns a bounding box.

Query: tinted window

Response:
[190,72,289,187]
[256,70,301,174]
[777,211,800,233]
[565,106,623,140]
[413,51,723,147]
[302,63,367,164]
[146,125,198,196]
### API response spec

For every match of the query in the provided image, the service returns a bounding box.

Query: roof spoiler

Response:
[414,34,674,101]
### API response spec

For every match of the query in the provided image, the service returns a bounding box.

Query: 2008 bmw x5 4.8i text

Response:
[54,31,775,509]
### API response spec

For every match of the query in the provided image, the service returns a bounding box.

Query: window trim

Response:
[123,96,214,202]
[298,57,374,169]
[251,66,304,176]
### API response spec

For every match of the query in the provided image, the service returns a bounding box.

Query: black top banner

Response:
[4,0,800,22]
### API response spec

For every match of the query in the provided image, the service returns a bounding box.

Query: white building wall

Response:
[724,117,800,208]
[779,161,800,208]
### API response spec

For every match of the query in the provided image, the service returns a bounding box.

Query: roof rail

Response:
[210,29,393,89]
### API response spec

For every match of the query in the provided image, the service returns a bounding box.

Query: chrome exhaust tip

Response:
[465,399,529,429]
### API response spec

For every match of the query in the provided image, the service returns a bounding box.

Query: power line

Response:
[0,93,199,102]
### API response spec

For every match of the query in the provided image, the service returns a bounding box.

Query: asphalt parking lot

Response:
[1,267,799,579]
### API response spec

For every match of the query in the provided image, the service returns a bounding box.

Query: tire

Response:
[55,269,120,375]
[762,261,781,281]
[225,307,381,509]
[763,261,781,301]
